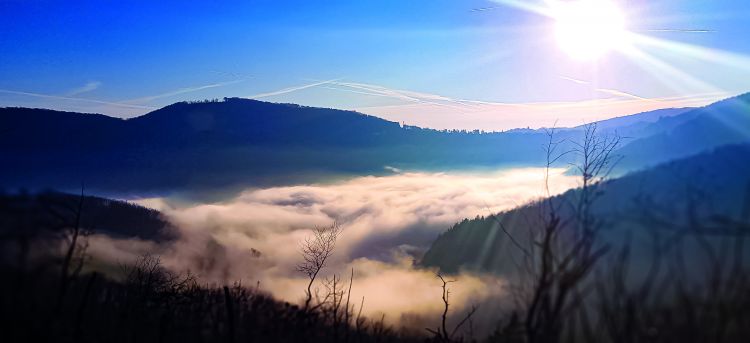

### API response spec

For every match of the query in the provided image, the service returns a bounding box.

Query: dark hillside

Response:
[422,143,750,274]
[0,191,173,241]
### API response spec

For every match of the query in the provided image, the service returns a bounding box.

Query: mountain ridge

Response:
[2,94,748,197]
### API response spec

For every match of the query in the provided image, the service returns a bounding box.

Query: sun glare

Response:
[553,0,629,60]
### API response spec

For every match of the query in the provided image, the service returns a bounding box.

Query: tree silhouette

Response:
[297,222,342,310]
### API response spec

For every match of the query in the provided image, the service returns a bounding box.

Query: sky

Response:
[1,0,749,130]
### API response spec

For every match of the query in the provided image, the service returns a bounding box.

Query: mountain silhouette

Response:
[1,95,748,197]
[0,190,173,241]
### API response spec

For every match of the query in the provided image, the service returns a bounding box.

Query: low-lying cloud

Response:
[88,167,577,332]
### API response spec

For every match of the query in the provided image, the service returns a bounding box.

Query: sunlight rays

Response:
[619,46,748,137]
[487,0,750,104]
[619,44,723,95]
[630,33,750,73]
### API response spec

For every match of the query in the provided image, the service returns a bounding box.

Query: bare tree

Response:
[427,273,478,342]
[55,185,91,314]
[296,222,342,310]
[570,123,622,235]
[517,123,621,343]
[542,125,572,213]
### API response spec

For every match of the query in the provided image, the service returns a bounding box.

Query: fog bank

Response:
[88,167,577,331]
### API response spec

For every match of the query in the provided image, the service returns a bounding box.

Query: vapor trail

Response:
[0,89,156,110]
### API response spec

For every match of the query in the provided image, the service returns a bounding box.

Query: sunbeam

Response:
[487,0,749,90]
[630,32,750,73]
[620,44,724,95]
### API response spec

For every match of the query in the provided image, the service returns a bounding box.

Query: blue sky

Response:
[1,0,749,130]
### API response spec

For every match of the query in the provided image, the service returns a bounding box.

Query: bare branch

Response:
[296,222,342,310]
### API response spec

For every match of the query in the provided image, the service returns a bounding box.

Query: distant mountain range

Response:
[617,95,750,168]
[1,94,748,197]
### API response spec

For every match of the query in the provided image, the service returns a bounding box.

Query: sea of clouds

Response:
[87,167,578,333]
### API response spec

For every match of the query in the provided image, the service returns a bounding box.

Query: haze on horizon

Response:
[2,0,750,131]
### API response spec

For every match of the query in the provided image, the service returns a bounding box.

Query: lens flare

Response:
[553,0,629,60]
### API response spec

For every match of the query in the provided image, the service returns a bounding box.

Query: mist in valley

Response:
[81,167,577,332]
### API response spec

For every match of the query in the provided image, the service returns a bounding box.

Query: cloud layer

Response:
[88,167,578,332]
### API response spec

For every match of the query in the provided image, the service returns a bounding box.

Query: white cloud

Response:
[66,81,102,96]
[384,165,402,173]
[88,167,578,332]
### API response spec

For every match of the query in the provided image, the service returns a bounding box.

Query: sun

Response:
[552,0,629,60]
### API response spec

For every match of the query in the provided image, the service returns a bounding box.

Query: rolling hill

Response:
[1,94,748,197]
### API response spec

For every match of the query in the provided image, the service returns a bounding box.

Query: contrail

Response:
[124,79,247,104]
[645,29,716,33]
[319,86,397,99]
[471,6,500,12]
[247,79,341,99]
[558,76,588,85]
[558,75,654,101]
[0,89,156,110]
[596,88,653,102]
[330,81,474,111]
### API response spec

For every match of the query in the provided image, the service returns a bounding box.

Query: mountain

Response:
[1,95,748,197]
[0,99,549,196]
[577,107,697,140]
[0,191,173,241]
[616,94,750,168]
[582,107,692,131]
[421,143,750,275]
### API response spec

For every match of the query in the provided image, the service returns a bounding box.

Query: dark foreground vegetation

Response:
[0,191,426,342]
[426,130,750,343]
[0,254,428,343]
